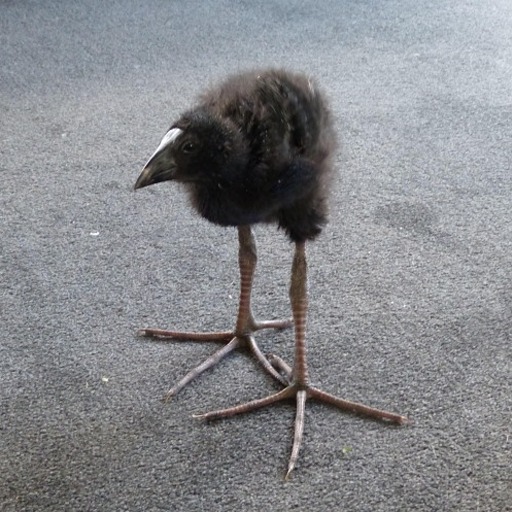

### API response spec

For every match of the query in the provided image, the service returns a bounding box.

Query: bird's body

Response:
[136,69,335,241]
[135,68,407,478]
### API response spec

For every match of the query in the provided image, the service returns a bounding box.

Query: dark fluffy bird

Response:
[135,69,407,477]
[137,70,332,240]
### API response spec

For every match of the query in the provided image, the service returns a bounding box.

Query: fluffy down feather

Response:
[135,69,336,243]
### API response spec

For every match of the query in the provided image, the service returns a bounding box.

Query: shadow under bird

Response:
[134,68,408,477]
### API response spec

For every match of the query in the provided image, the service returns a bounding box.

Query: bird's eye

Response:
[182,142,196,154]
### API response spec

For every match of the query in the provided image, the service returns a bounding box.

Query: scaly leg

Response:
[139,225,292,399]
[194,241,409,478]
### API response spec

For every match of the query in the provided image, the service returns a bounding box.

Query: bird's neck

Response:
[189,179,267,228]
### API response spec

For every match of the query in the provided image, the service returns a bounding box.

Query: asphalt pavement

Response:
[1,1,511,510]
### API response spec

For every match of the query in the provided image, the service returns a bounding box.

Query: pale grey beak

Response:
[134,128,182,190]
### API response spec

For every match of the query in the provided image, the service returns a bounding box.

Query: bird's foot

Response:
[137,319,293,400]
[193,354,409,479]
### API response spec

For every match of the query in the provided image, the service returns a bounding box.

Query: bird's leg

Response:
[235,225,292,333]
[138,225,291,400]
[194,241,408,478]
[289,242,309,387]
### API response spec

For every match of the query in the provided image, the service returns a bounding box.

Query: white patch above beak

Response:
[144,128,183,166]
[155,127,183,153]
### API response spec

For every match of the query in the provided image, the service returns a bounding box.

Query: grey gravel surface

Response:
[1,1,511,511]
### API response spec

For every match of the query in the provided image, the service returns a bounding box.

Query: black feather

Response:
[138,69,336,243]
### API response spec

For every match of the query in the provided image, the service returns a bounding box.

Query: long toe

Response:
[138,328,234,341]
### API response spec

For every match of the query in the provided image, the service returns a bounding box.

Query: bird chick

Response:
[135,69,334,241]
[135,69,407,477]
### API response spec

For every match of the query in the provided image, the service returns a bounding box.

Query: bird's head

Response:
[134,110,245,191]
